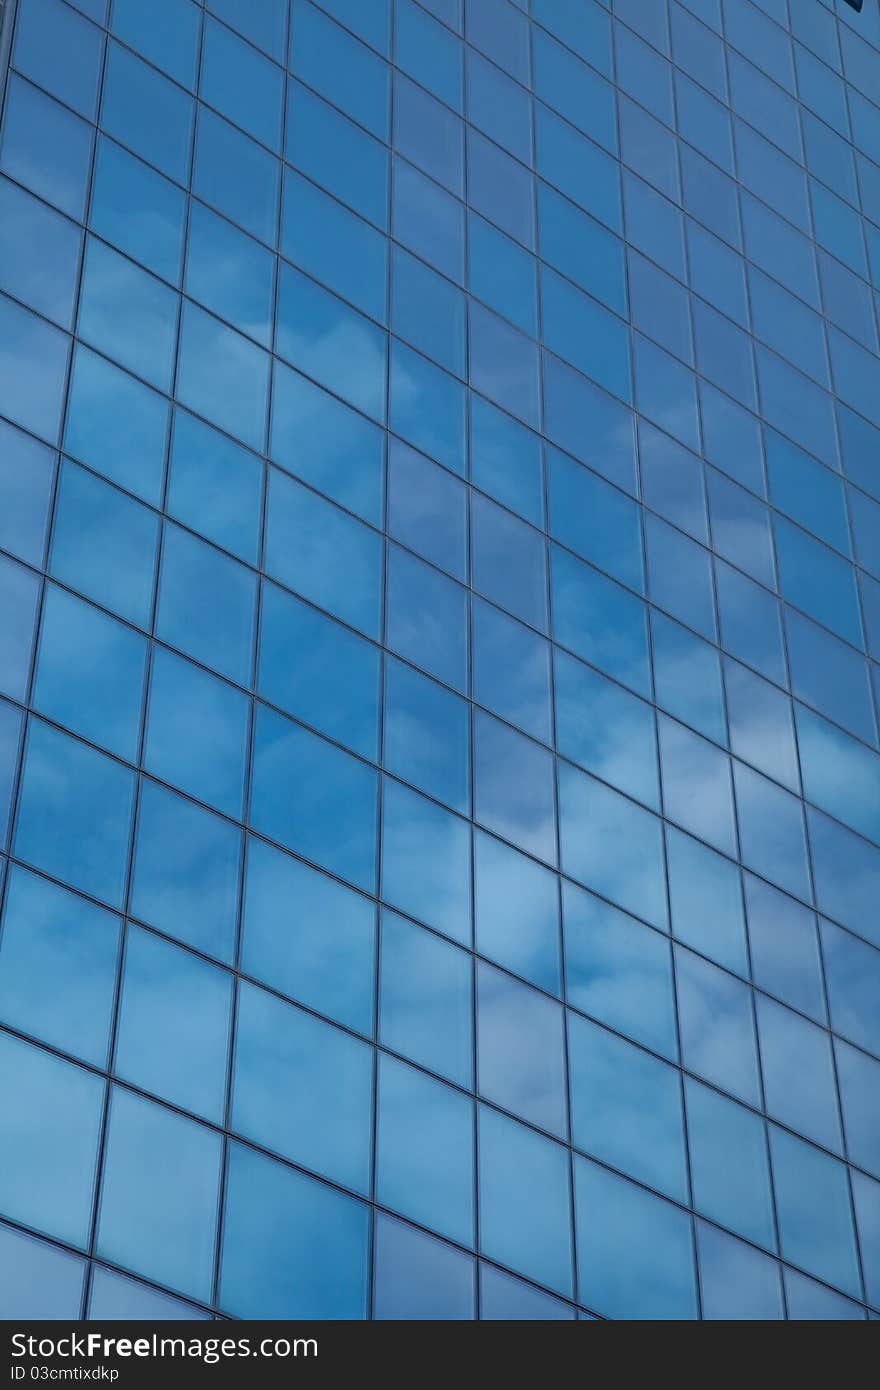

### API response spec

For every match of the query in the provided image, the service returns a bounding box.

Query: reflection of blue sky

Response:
[477,961,566,1138]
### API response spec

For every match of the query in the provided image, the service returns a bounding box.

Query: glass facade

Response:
[0,0,880,1324]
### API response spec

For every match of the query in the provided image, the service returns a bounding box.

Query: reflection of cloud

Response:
[797,707,880,846]
[659,716,736,856]
[280,302,385,421]
[382,785,470,941]
[568,1013,687,1201]
[676,948,758,1105]
[477,962,566,1138]
[555,650,657,808]
[475,715,556,864]
[559,764,667,930]
[733,762,810,901]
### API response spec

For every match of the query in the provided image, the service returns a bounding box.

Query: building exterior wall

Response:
[0,0,879,1321]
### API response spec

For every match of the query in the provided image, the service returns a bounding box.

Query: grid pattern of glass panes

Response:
[1,0,880,1322]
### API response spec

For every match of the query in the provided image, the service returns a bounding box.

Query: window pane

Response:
[219,1142,369,1319]
[97,1088,221,1302]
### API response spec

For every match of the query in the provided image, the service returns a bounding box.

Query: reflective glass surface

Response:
[1,0,880,1322]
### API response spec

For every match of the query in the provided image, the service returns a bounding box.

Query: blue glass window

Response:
[392,157,464,283]
[177,301,270,452]
[551,546,650,698]
[770,1127,861,1299]
[757,994,842,1154]
[659,716,736,857]
[0,865,120,1068]
[394,73,462,197]
[0,177,80,327]
[745,874,825,1024]
[15,720,135,909]
[388,440,466,580]
[376,1055,473,1247]
[167,411,263,566]
[270,362,384,527]
[156,525,256,687]
[535,104,619,236]
[675,945,760,1106]
[386,544,467,691]
[286,81,388,230]
[193,106,278,245]
[574,1157,697,1320]
[467,48,530,161]
[144,647,249,820]
[390,340,466,476]
[202,16,283,149]
[548,450,642,593]
[725,657,800,792]
[396,0,462,111]
[101,42,192,184]
[472,600,551,744]
[0,293,69,445]
[650,610,726,746]
[282,168,387,324]
[14,0,103,120]
[0,76,93,221]
[646,514,715,641]
[666,827,746,976]
[0,1031,103,1249]
[265,470,382,639]
[538,184,625,319]
[385,658,469,814]
[478,1107,573,1299]
[715,560,787,686]
[563,880,677,1061]
[558,762,667,930]
[232,981,372,1194]
[697,1223,783,1321]
[97,1088,220,1302]
[90,138,185,287]
[381,779,470,945]
[0,1226,84,1321]
[474,829,560,995]
[219,1142,369,1319]
[373,1215,474,1321]
[392,247,465,379]
[0,555,39,704]
[65,346,169,507]
[185,202,274,347]
[474,712,556,864]
[379,910,472,1087]
[554,648,658,810]
[0,420,54,569]
[276,262,388,422]
[242,837,375,1036]
[534,29,614,152]
[291,0,388,141]
[568,1013,687,1202]
[733,761,811,903]
[32,585,147,762]
[258,582,379,761]
[112,0,200,85]
[115,926,232,1124]
[469,394,543,526]
[50,462,159,629]
[479,1266,573,1321]
[249,704,377,893]
[706,468,774,587]
[469,300,540,428]
[635,336,701,457]
[130,780,241,964]
[685,1079,775,1250]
